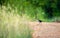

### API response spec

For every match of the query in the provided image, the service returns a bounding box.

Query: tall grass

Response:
[0,4,32,38]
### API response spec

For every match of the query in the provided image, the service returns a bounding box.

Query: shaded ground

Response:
[28,22,60,38]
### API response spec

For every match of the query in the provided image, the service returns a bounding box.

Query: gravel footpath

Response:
[28,22,60,38]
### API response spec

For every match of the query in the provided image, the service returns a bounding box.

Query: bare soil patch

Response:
[28,22,60,38]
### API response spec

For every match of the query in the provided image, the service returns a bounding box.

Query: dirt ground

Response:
[28,22,60,38]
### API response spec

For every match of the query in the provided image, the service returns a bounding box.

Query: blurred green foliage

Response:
[0,0,60,21]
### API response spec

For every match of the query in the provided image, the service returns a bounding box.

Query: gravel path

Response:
[28,22,60,38]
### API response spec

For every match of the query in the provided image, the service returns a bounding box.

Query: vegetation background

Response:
[0,0,60,22]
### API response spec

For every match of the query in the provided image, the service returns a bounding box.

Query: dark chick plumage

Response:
[38,20,42,22]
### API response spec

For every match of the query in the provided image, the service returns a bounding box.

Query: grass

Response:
[0,5,32,38]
